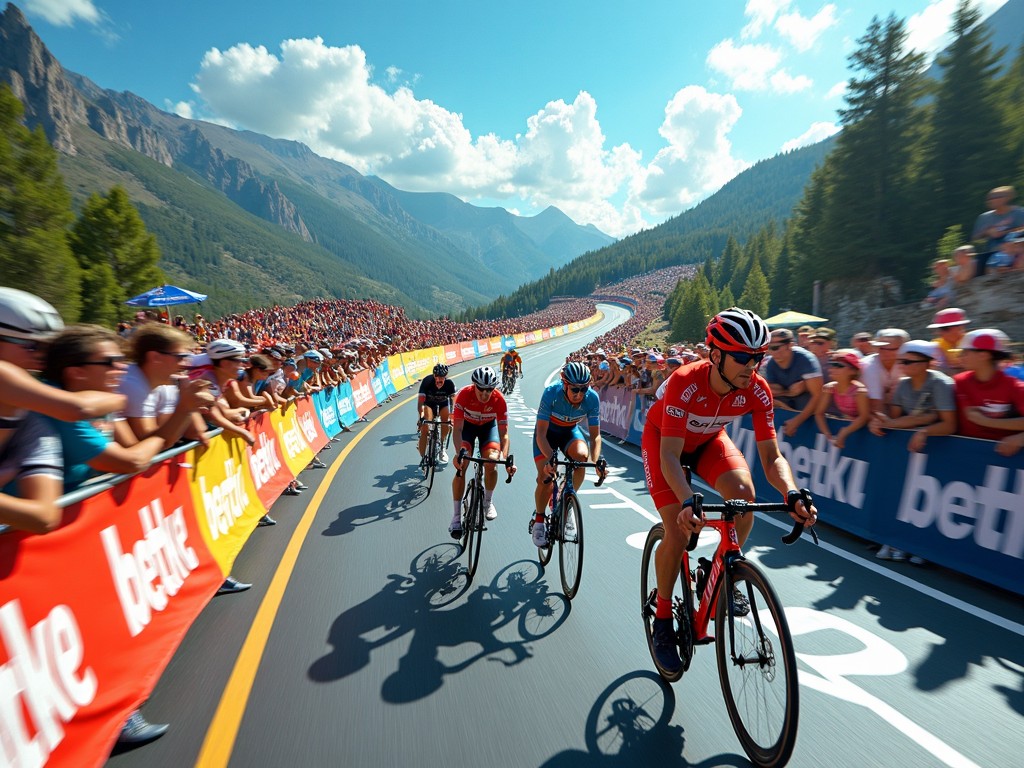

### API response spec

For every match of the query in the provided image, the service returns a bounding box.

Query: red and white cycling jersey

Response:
[452,385,508,426]
[646,360,776,452]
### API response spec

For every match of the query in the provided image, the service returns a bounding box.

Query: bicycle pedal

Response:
[695,634,715,645]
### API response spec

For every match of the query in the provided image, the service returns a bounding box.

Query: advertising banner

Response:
[335,381,358,426]
[268,404,316,475]
[386,353,410,391]
[295,397,329,454]
[459,341,476,361]
[370,367,386,405]
[187,434,266,574]
[444,344,462,366]
[245,412,293,508]
[350,370,376,417]
[313,388,341,439]
[0,461,222,768]
[598,385,633,440]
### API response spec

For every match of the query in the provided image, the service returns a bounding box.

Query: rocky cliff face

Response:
[0,3,311,240]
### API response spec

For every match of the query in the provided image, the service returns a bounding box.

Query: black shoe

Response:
[217,576,252,595]
[117,710,169,745]
[731,587,750,617]
[448,519,462,540]
[257,514,276,527]
[652,617,681,674]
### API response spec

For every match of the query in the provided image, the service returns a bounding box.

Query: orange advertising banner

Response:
[350,370,376,417]
[245,411,293,509]
[443,343,462,365]
[294,396,329,454]
[0,461,223,768]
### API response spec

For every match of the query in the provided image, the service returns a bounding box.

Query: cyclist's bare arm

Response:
[587,424,604,468]
[659,435,694,505]
[756,438,817,525]
[0,362,125,421]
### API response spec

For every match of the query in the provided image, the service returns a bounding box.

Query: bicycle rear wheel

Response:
[716,560,799,768]
[464,479,484,582]
[640,524,688,683]
[559,493,584,599]
[537,509,553,566]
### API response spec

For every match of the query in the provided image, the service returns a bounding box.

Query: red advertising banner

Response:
[460,341,476,360]
[444,343,462,365]
[244,411,293,511]
[0,461,222,768]
[350,370,376,417]
[294,397,329,454]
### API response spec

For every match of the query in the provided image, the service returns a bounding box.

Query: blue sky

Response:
[21,0,1009,237]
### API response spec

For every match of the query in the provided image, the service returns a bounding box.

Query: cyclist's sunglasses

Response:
[0,335,47,352]
[726,350,766,366]
[475,385,495,393]
[567,385,589,394]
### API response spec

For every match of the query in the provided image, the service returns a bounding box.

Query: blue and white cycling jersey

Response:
[536,382,600,429]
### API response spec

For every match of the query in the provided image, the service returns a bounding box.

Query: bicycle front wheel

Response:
[425,430,438,494]
[716,560,799,768]
[559,493,584,599]
[464,480,484,582]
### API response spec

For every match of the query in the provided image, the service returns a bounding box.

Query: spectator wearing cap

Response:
[761,328,823,437]
[592,355,615,388]
[654,357,684,400]
[807,328,837,382]
[815,349,869,449]
[634,352,661,400]
[862,328,910,414]
[796,325,814,348]
[869,341,956,453]
[971,185,1024,277]
[851,332,875,358]
[954,329,1024,456]
[695,342,709,360]
[927,308,970,376]
[209,340,267,416]
[951,245,977,285]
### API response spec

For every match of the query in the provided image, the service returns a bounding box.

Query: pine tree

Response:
[671,272,715,344]
[0,85,80,320]
[716,236,742,290]
[718,284,736,312]
[936,225,965,260]
[738,260,771,318]
[70,186,165,324]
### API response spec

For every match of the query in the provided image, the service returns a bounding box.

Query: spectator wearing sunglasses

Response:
[814,350,869,449]
[120,323,213,447]
[761,328,823,438]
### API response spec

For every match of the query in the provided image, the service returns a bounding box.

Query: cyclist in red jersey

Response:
[448,366,517,538]
[641,307,817,675]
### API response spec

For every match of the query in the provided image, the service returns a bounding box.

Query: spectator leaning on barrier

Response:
[807,328,836,383]
[815,349,869,448]
[927,308,970,376]
[954,329,1024,457]
[796,325,814,348]
[862,328,910,414]
[851,332,875,358]
[869,340,957,454]
[761,328,823,437]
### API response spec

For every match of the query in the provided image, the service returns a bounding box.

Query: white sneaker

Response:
[532,520,547,547]
[908,554,926,566]
[485,502,498,521]
[439,450,449,464]
[448,516,462,539]
[876,545,907,561]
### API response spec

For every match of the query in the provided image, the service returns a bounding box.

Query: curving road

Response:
[108,304,1024,768]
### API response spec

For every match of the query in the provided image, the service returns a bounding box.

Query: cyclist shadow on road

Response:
[539,670,749,768]
[321,478,428,537]
[379,432,418,448]
[307,551,571,705]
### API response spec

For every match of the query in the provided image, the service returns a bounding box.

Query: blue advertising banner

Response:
[370,367,386,405]
[335,381,358,427]
[726,412,1024,596]
[626,393,647,446]
[313,388,342,438]
[380,360,398,397]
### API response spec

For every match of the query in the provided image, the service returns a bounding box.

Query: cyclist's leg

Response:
[480,422,501,517]
[438,405,452,445]
[565,426,590,491]
[641,429,687,608]
[450,424,477,534]
[418,404,435,457]
[697,432,756,548]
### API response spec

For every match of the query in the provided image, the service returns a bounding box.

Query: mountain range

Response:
[0,2,614,317]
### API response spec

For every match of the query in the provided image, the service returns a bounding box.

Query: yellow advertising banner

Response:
[186,434,266,574]
[269,404,315,477]
[387,352,411,390]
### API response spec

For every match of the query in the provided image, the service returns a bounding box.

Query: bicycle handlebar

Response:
[684,489,818,550]
[543,454,609,487]
[455,448,515,483]
[417,417,452,426]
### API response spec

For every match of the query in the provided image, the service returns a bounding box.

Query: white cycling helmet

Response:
[471,365,499,388]
[0,287,64,340]
[207,338,248,360]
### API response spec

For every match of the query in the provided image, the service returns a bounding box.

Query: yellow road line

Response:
[195,393,412,767]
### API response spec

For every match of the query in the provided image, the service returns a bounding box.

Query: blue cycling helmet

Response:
[561,361,591,386]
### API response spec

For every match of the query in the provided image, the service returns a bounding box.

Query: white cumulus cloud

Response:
[775,4,838,52]
[707,39,811,93]
[907,0,1009,57]
[741,0,792,39]
[780,121,840,152]
[24,0,99,26]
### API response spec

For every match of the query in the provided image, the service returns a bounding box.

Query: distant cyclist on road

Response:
[500,346,523,389]
[417,363,456,464]
[529,362,605,546]
[449,366,516,538]
[641,307,817,676]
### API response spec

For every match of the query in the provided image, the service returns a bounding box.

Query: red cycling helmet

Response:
[705,307,771,353]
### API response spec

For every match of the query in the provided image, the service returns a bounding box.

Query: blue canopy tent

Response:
[125,284,208,307]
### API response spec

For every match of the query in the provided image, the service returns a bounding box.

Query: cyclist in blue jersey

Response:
[529,362,606,546]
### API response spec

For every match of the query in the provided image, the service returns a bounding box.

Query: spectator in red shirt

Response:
[954,329,1024,456]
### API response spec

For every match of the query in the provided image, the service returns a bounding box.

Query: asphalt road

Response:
[108,304,1024,768]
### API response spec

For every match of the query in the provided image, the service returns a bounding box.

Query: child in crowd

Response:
[814,349,869,449]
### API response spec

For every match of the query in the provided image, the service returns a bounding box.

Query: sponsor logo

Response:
[666,405,685,419]
[101,500,200,636]
[352,381,373,409]
[897,454,1024,558]
[753,384,771,408]
[687,413,739,432]
[600,396,631,430]
[733,395,746,408]
[696,396,707,403]
[298,411,318,443]
[319,399,338,430]
[248,432,282,489]
[0,600,97,764]
[281,415,307,458]
[337,395,354,415]
[680,383,699,404]
[198,460,252,538]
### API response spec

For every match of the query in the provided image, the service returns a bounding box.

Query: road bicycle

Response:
[417,417,451,495]
[455,448,515,583]
[533,451,607,599]
[640,488,817,768]
[501,367,519,395]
